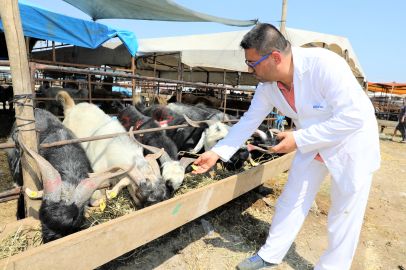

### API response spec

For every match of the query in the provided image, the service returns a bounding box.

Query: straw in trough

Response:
[0,225,42,260]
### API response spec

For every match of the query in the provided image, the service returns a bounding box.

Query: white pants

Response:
[257,159,372,270]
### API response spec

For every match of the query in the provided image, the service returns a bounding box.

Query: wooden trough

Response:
[0,151,295,270]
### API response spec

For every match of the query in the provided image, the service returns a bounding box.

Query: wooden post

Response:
[386,86,394,120]
[280,0,287,36]
[222,69,226,104]
[176,55,181,102]
[25,36,29,59]
[0,0,41,218]
[179,62,184,101]
[131,56,136,106]
[52,41,56,62]
[88,67,92,104]
[29,62,35,94]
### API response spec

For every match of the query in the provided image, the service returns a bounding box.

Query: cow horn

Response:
[88,164,146,186]
[183,114,215,128]
[246,144,273,154]
[179,157,197,170]
[18,132,62,202]
[129,126,171,164]
[269,129,281,135]
[145,156,162,178]
[69,162,136,206]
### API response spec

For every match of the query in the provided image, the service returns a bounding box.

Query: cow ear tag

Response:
[99,200,106,212]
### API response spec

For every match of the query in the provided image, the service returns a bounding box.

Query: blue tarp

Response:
[112,86,133,97]
[0,0,138,56]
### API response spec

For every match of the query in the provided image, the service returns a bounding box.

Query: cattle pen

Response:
[0,0,297,266]
[0,61,296,269]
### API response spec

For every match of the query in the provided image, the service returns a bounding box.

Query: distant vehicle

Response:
[369,93,405,121]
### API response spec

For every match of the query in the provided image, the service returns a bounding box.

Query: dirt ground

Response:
[0,112,405,269]
[99,126,406,270]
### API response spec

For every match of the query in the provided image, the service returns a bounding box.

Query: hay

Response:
[83,189,138,229]
[0,153,282,260]
[0,225,42,260]
[175,154,280,197]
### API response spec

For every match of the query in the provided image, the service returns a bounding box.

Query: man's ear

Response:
[273,52,282,64]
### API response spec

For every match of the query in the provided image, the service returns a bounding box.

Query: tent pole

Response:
[280,0,288,36]
[132,56,136,106]
[0,0,41,218]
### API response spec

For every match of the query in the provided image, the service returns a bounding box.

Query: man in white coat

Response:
[192,23,380,270]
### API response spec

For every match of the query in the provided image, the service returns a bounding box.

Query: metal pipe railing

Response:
[0,117,277,150]
[31,62,256,93]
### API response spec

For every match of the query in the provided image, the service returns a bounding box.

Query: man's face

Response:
[244,48,277,83]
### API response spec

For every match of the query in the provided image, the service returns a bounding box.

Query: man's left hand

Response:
[270,132,298,153]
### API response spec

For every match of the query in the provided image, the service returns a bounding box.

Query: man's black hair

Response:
[240,23,290,55]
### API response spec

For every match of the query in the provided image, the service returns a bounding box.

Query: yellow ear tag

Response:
[99,200,106,212]
[250,159,256,167]
[30,191,38,198]
[109,192,117,199]
[191,164,198,171]
[246,141,250,144]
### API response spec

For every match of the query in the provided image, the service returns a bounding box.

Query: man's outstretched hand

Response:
[270,131,298,153]
[192,150,221,174]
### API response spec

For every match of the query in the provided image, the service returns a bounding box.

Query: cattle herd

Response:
[4,86,282,244]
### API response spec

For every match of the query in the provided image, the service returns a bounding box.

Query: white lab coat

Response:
[212,47,380,196]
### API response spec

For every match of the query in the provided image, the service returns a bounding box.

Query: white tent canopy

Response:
[62,0,257,27]
[31,27,366,86]
[137,27,365,79]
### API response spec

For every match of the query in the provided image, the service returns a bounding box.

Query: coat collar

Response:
[291,47,310,76]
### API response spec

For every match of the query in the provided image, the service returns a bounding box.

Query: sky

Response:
[24,0,406,83]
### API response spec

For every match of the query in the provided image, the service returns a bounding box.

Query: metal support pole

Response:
[0,0,41,218]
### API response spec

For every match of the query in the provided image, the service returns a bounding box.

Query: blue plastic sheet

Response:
[0,0,138,56]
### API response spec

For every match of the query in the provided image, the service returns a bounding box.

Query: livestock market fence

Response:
[0,60,263,118]
[0,60,296,269]
[0,60,283,202]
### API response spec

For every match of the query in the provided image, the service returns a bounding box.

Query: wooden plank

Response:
[0,152,295,270]
[0,0,42,218]
[0,217,40,240]
[377,119,398,127]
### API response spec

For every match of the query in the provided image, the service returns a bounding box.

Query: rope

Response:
[10,94,36,175]
[270,111,285,131]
